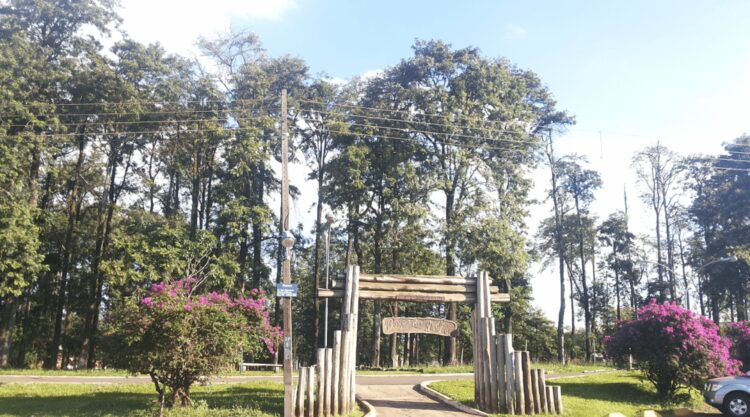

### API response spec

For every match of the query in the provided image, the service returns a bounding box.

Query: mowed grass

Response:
[430,371,722,417]
[0,368,280,377]
[0,381,364,417]
[0,381,284,417]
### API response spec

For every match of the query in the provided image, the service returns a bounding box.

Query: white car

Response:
[704,375,750,416]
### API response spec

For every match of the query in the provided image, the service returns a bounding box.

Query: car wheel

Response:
[724,392,750,417]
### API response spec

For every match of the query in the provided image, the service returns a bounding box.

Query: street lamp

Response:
[280,230,295,260]
[640,256,738,312]
[323,213,335,348]
[696,256,738,273]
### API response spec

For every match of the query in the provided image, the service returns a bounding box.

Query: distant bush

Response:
[104,278,281,412]
[604,300,739,398]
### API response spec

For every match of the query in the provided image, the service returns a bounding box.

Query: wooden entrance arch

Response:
[293,266,562,416]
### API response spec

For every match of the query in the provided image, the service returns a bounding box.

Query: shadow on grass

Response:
[558,376,659,403]
[193,386,283,415]
[0,391,154,417]
[0,384,284,417]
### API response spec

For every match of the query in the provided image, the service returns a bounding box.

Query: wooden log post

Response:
[332,331,341,415]
[552,386,563,415]
[514,351,525,414]
[538,369,548,414]
[522,352,533,414]
[324,348,332,417]
[307,366,315,417]
[348,265,360,412]
[495,335,507,412]
[338,266,353,414]
[488,318,498,413]
[472,309,480,405]
[297,367,307,417]
[545,386,555,415]
[316,350,325,417]
[530,368,540,414]
[503,334,515,415]
[292,374,299,417]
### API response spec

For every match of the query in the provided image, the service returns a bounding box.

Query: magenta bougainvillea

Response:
[105,278,281,408]
[604,300,740,398]
[725,321,750,371]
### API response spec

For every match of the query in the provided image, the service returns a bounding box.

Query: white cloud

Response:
[117,0,296,57]
[504,24,527,40]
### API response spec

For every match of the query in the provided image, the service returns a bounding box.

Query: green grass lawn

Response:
[0,368,279,377]
[0,381,362,417]
[430,371,721,417]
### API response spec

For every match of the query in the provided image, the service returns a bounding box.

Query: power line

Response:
[301,108,532,139]
[3,116,268,129]
[296,98,531,131]
[13,97,276,108]
[303,126,532,155]
[0,104,273,118]
[299,118,539,148]
[711,166,750,173]
[1,127,257,139]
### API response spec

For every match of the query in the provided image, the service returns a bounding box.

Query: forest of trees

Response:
[0,0,748,370]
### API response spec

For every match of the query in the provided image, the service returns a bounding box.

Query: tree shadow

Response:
[0,384,284,417]
[559,375,659,404]
[0,391,154,417]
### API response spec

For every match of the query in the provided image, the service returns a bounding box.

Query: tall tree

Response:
[559,157,601,361]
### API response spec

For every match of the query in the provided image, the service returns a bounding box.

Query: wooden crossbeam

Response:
[330,280,500,294]
[359,273,475,285]
[318,288,510,303]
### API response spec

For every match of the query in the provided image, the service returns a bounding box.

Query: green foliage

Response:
[0,202,45,298]
[103,280,280,408]
[605,301,739,398]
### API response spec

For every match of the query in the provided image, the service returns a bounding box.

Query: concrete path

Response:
[358,384,474,417]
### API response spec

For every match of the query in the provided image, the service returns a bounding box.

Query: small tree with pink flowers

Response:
[104,278,282,411]
[604,300,739,398]
[725,321,750,371]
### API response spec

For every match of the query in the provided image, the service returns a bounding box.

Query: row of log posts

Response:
[473,271,563,415]
[294,266,359,417]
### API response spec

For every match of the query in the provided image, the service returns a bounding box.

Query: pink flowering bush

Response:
[604,300,740,398]
[104,278,281,410]
[725,321,750,371]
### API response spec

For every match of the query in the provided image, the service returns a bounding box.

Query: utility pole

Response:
[280,89,294,417]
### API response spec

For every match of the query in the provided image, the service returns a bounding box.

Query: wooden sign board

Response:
[382,317,458,337]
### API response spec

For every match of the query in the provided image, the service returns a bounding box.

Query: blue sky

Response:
[120,0,750,322]
[235,0,749,137]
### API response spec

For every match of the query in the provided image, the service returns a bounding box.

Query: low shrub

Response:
[104,278,281,412]
[604,300,739,398]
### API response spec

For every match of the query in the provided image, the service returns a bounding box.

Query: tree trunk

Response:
[371,189,385,367]
[312,166,325,347]
[390,302,398,368]
[548,139,566,363]
[574,195,592,361]
[613,245,621,321]
[444,190,457,366]
[663,202,676,300]
[15,287,34,366]
[251,164,265,290]
[47,134,86,368]
[0,300,17,368]
[189,146,201,239]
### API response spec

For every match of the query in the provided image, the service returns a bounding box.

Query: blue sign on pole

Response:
[276,283,298,298]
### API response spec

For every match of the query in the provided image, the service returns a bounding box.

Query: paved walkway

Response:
[358,384,474,417]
